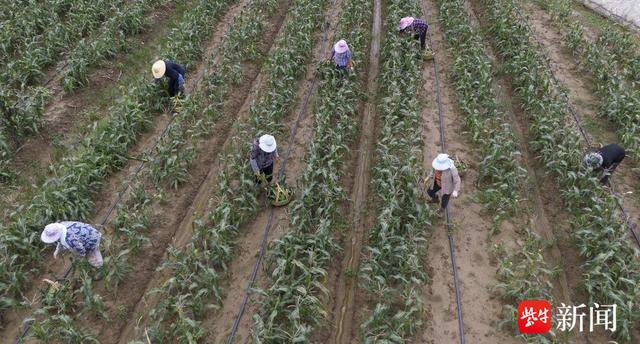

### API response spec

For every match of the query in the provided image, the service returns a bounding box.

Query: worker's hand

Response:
[452,191,459,198]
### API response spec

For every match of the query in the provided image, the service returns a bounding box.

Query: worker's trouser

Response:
[414,32,426,50]
[168,73,185,97]
[255,163,274,183]
[86,248,103,268]
[600,163,619,185]
[427,184,451,209]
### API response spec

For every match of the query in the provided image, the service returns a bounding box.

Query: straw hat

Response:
[398,17,415,31]
[258,135,277,153]
[41,223,65,244]
[432,153,453,171]
[152,60,166,79]
[334,40,349,54]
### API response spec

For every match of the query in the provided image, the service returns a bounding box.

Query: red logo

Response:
[518,300,552,334]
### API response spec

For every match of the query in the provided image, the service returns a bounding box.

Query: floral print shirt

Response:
[57,221,101,256]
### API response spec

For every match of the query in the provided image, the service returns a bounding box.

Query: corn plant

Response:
[0,0,74,63]
[538,0,640,181]
[1,0,121,88]
[251,0,370,341]
[437,1,557,341]
[132,0,333,340]
[23,262,99,343]
[483,0,640,341]
[437,0,526,228]
[62,0,176,92]
[356,0,433,342]
[0,0,239,320]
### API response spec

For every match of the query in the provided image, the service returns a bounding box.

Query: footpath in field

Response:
[1,1,185,210]
[329,0,381,342]
[521,0,640,248]
[0,3,181,211]
[0,0,253,341]
[418,0,526,342]
[110,0,295,342]
[3,0,291,342]
[192,0,344,341]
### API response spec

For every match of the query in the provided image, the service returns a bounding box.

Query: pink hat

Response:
[334,40,349,54]
[398,17,415,30]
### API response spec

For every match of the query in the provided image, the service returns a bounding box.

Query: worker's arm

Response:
[250,142,260,172]
[53,242,62,259]
[451,166,461,196]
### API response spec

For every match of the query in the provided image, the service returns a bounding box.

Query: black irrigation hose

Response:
[424,26,465,344]
[13,53,219,344]
[424,24,466,344]
[225,0,340,341]
[510,3,640,249]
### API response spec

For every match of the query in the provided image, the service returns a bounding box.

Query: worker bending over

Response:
[152,59,186,97]
[398,16,429,50]
[250,134,279,184]
[331,39,353,71]
[41,221,105,280]
[583,143,625,185]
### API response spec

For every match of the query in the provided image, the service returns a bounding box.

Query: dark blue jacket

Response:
[164,60,186,97]
[598,144,625,169]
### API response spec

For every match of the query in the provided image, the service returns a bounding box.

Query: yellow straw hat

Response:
[152,60,166,79]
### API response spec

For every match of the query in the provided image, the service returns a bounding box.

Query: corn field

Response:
[2,0,640,342]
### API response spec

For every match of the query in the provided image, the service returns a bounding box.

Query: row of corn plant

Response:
[437,0,526,227]
[61,0,176,92]
[357,0,432,341]
[536,0,640,169]
[0,0,237,320]
[1,0,122,88]
[250,0,371,340]
[130,0,328,341]
[437,1,556,342]
[598,29,640,85]
[536,0,640,87]
[0,0,74,63]
[0,0,123,176]
[18,0,275,335]
[482,0,640,341]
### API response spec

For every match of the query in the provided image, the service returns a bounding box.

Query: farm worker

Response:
[331,39,353,71]
[582,143,625,185]
[152,59,186,97]
[41,221,105,280]
[427,153,461,213]
[250,134,279,184]
[397,16,429,50]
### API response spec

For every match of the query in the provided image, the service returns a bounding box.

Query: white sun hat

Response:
[334,40,349,54]
[398,16,415,30]
[41,223,65,243]
[432,153,453,171]
[258,134,277,153]
[152,60,166,79]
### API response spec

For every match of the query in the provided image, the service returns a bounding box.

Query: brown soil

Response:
[329,0,380,342]
[418,0,525,343]
[468,0,621,342]
[197,1,348,342]
[0,2,182,215]
[464,4,583,342]
[111,0,294,342]
[0,0,289,342]
[522,1,640,253]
